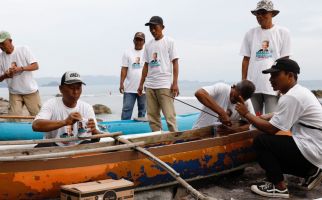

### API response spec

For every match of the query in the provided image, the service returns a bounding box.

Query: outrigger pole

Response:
[116,136,209,200]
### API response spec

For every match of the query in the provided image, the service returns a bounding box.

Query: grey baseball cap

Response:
[134,32,145,40]
[0,31,11,43]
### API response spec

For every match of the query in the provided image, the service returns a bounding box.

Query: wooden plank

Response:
[0,141,144,161]
[0,132,122,145]
[127,126,213,145]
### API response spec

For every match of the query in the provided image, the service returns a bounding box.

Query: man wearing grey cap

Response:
[240,0,291,116]
[119,32,146,120]
[236,58,322,198]
[138,16,179,132]
[0,31,41,116]
[32,71,100,147]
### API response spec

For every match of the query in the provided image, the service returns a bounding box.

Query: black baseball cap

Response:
[262,58,300,74]
[145,16,164,26]
[60,71,86,85]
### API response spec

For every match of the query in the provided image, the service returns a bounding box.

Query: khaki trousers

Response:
[146,88,177,132]
[9,91,41,116]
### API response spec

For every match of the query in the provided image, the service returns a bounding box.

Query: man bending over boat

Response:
[32,71,100,147]
[192,80,255,129]
[235,58,322,198]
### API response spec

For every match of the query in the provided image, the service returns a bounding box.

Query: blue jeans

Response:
[121,93,146,120]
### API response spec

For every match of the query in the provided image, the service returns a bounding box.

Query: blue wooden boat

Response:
[0,113,199,140]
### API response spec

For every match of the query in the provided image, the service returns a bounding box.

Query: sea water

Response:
[0,81,321,121]
[0,84,201,121]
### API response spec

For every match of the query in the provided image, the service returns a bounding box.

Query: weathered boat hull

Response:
[0,113,198,140]
[0,127,258,200]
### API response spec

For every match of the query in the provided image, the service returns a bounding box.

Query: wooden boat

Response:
[0,122,259,200]
[0,113,199,140]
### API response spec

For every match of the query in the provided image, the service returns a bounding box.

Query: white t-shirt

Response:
[0,46,38,94]
[121,47,144,93]
[240,25,291,95]
[34,98,98,146]
[269,84,322,168]
[193,83,255,129]
[143,36,179,89]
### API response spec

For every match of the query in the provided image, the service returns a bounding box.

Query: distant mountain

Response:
[36,75,120,87]
[36,75,220,88]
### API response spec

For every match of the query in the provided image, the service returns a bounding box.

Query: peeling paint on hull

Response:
[0,130,257,200]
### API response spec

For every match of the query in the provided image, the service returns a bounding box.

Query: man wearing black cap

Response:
[119,32,146,120]
[32,71,100,147]
[235,58,322,198]
[240,0,291,116]
[138,16,179,132]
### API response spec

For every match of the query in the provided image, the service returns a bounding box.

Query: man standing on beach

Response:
[119,32,146,120]
[235,58,322,198]
[240,0,291,115]
[0,31,41,116]
[138,16,179,132]
[193,80,255,129]
[32,71,100,147]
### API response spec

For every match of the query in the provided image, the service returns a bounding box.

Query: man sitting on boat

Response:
[235,58,322,198]
[192,80,255,129]
[32,71,100,147]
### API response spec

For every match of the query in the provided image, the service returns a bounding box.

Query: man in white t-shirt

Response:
[236,58,322,198]
[193,80,255,129]
[240,0,291,115]
[32,71,100,147]
[138,16,179,132]
[119,32,146,120]
[0,31,41,116]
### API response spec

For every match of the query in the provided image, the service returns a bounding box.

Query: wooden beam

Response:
[0,141,144,161]
[0,132,122,145]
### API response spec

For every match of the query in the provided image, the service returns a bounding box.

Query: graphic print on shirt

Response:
[61,125,75,139]
[132,57,141,69]
[149,52,161,68]
[256,40,272,60]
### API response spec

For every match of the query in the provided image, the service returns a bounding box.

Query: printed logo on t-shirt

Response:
[256,40,272,60]
[149,52,161,68]
[60,125,75,145]
[132,57,141,69]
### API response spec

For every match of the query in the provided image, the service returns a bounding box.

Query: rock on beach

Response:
[92,104,112,114]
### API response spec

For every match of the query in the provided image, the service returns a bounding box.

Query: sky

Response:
[1,0,322,82]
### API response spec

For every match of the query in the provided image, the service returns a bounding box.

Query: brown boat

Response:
[0,123,259,200]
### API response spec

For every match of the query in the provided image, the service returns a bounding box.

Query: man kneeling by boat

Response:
[32,71,100,147]
[192,80,255,129]
[235,58,322,198]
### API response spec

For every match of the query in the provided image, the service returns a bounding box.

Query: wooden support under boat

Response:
[116,136,208,200]
[0,132,122,145]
